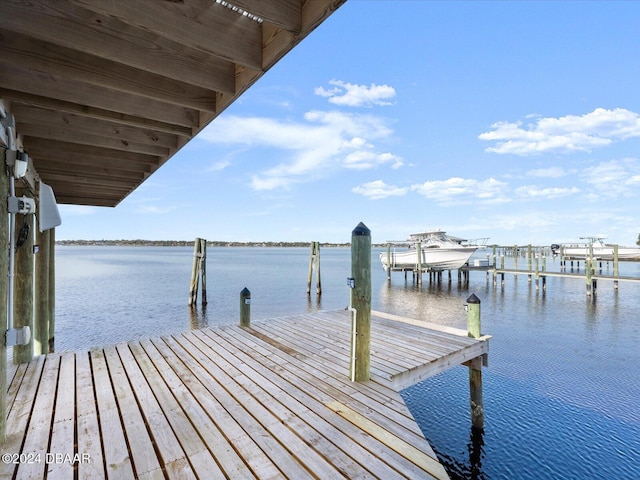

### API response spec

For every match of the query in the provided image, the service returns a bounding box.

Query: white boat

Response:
[559,236,640,261]
[380,231,480,271]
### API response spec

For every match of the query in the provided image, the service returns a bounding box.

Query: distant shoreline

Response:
[55,240,375,248]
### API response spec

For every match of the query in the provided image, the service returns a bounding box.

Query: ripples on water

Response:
[52,246,640,479]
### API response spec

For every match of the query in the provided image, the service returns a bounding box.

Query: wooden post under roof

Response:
[48,227,56,353]
[34,223,50,356]
[13,202,34,364]
[0,145,9,444]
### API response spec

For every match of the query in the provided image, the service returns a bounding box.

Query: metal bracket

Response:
[8,195,36,214]
[6,326,31,346]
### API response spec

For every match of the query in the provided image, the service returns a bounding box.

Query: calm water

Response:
[52,246,639,479]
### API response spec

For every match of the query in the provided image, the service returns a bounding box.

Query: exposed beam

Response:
[0,90,193,137]
[0,0,237,91]
[10,105,179,150]
[0,29,221,111]
[27,149,152,176]
[25,139,160,168]
[0,64,199,129]
[35,162,145,183]
[230,0,302,32]
[20,126,170,157]
[70,0,263,70]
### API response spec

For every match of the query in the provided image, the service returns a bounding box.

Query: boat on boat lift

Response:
[380,230,482,271]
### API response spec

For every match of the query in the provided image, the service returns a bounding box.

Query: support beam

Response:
[350,222,371,382]
[34,225,50,356]
[13,207,35,364]
[466,293,484,430]
[0,145,9,444]
[48,228,55,353]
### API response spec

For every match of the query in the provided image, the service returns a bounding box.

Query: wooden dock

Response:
[2,310,489,480]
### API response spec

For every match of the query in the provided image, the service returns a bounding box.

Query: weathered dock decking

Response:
[2,310,489,480]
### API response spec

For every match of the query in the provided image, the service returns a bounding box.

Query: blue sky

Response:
[58,1,640,246]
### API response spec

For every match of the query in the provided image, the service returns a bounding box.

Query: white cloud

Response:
[479,108,640,155]
[410,177,510,205]
[199,109,401,190]
[580,158,640,197]
[526,167,572,178]
[352,180,408,199]
[209,160,231,171]
[515,185,580,199]
[136,205,178,215]
[314,80,396,107]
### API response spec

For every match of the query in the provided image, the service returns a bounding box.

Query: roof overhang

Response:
[0,0,346,206]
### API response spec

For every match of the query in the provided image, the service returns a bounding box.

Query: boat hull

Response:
[563,246,640,261]
[380,246,477,270]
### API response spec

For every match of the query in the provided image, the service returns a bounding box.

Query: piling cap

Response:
[352,222,371,236]
[240,287,251,296]
[466,293,481,304]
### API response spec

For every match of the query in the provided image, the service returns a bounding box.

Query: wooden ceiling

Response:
[0,0,346,206]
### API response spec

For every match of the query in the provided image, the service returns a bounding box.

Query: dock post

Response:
[240,287,251,327]
[613,245,619,290]
[1,150,8,444]
[514,244,518,275]
[416,241,422,285]
[535,255,539,290]
[306,241,321,295]
[14,206,35,364]
[350,222,371,382]
[527,244,532,282]
[188,238,207,306]
[466,294,484,430]
[500,255,505,287]
[585,256,592,296]
[34,225,50,355]
[200,238,207,305]
[189,239,200,305]
[48,228,55,353]
[386,244,391,281]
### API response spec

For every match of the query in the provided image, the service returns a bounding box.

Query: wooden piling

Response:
[13,208,34,364]
[0,150,8,444]
[306,241,321,295]
[386,244,391,281]
[200,238,207,305]
[350,222,371,382]
[240,287,251,327]
[613,244,619,290]
[48,228,55,353]
[34,225,50,356]
[188,238,207,306]
[416,241,422,285]
[466,294,484,430]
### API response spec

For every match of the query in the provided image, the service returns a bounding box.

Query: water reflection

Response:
[188,304,209,329]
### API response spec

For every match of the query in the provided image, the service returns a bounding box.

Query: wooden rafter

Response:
[0,0,346,206]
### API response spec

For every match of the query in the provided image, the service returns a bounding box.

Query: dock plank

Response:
[91,348,135,479]
[46,353,76,480]
[16,355,60,480]
[75,351,105,479]
[2,310,490,480]
[103,345,164,479]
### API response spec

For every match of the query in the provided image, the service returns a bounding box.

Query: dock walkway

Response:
[2,310,489,480]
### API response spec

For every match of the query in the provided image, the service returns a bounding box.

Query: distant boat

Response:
[558,236,640,261]
[380,230,481,271]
